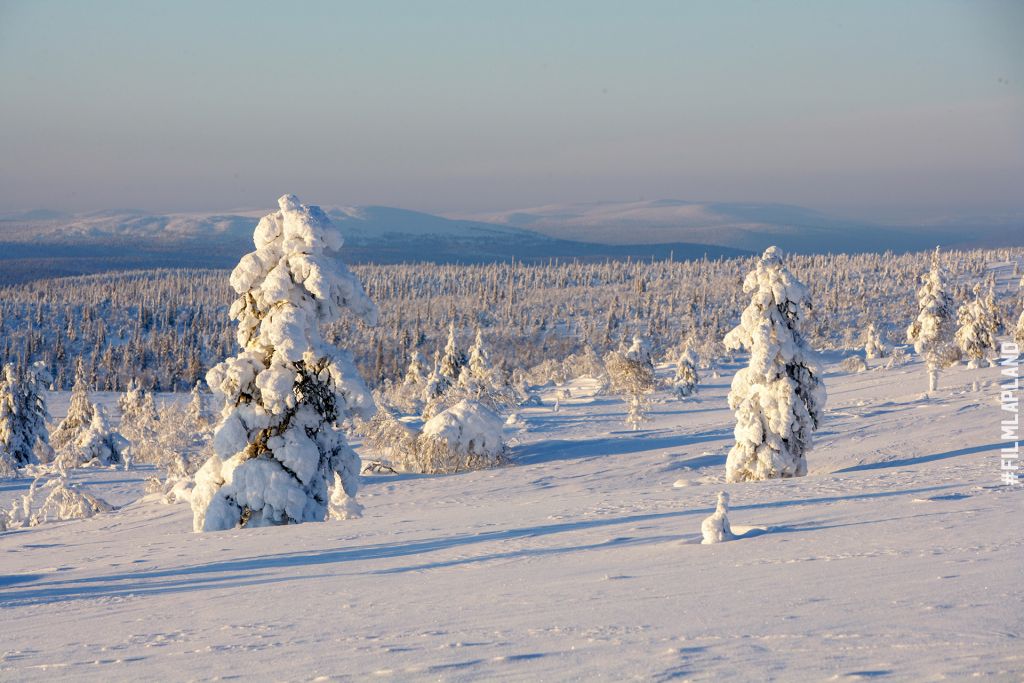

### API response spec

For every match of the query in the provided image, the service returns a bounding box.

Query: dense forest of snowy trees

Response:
[0,248,1019,396]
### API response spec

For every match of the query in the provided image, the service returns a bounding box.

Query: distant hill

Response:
[0,205,745,284]
[457,199,1024,254]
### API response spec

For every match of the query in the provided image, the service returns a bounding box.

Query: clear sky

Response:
[0,0,1021,220]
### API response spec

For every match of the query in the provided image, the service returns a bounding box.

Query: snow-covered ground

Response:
[2,354,1022,681]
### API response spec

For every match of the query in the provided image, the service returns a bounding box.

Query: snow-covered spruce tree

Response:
[673,347,700,399]
[118,378,161,463]
[955,283,999,368]
[0,362,53,468]
[191,194,377,532]
[863,322,888,359]
[439,323,466,385]
[1015,307,1024,347]
[402,350,429,387]
[51,360,95,454]
[723,246,826,482]
[906,248,959,391]
[68,405,126,468]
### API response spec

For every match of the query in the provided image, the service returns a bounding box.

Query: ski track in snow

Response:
[2,352,1023,681]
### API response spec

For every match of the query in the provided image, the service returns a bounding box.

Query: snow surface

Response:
[1,356,1022,680]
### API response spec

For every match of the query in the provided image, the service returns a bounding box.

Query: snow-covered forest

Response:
[2,247,1019,393]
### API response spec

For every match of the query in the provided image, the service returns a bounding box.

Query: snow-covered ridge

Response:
[454,199,1024,252]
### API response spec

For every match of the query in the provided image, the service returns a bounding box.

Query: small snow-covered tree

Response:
[906,248,959,391]
[61,405,126,468]
[0,362,53,468]
[605,336,656,430]
[402,350,429,387]
[439,323,466,385]
[51,360,95,454]
[673,347,700,399]
[955,283,999,368]
[723,246,826,482]
[119,378,161,463]
[863,323,888,359]
[191,194,377,532]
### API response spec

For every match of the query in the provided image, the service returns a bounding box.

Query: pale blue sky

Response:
[0,0,1021,219]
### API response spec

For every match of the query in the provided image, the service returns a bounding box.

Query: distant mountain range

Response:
[0,199,1020,284]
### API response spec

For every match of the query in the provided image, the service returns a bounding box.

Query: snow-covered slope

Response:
[2,353,1020,680]
[459,199,1024,253]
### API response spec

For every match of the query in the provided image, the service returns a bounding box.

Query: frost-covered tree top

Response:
[723,246,826,482]
[192,195,378,532]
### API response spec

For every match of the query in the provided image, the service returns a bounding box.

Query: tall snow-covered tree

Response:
[51,360,95,454]
[723,246,826,482]
[191,194,378,532]
[1014,306,1024,348]
[906,248,959,391]
[0,362,53,468]
[955,283,999,368]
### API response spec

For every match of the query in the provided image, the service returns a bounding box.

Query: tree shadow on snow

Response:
[514,429,733,466]
[834,442,1003,473]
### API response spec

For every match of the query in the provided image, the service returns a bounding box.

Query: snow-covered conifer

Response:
[191,194,377,532]
[51,360,95,454]
[906,248,959,390]
[1014,308,1024,348]
[673,347,700,399]
[0,363,53,468]
[118,378,161,464]
[66,405,126,468]
[955,283,999,368]
[605,336,656,430]
[439,323,466,385]
[863,323,888,359]
[723,246,826,482]
[402,350,429,387]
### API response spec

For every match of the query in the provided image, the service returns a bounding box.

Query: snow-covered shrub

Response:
[841,355,868,373]
[906,248,959,391]
[27,476,113,526]
[673,348,700,398]
[723,246,826,482]
[0,362,53,468]
[701,491,735,544]
[1015,308,1024,348]
[955,283,999,368]
[357,407,419,472]
[192,194,377,532]
[416,399,505,474]
[51,360,95,455]
[885,345,909,369]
